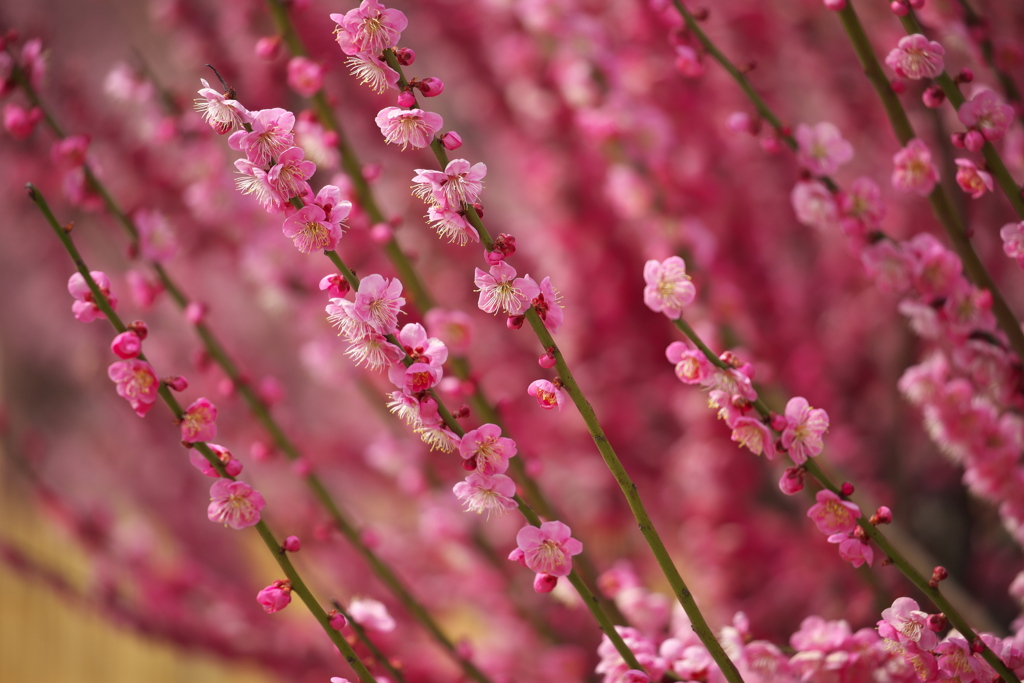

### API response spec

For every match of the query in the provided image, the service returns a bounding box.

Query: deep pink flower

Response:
[958,90,1014,142]
[951,158,993,200]
[781,397,829,465]
[791,180,839,230]
[515,521,583,577]
[181,397,217,443]
[68,271,116,323]
[519,275,564,332]
[827,533,873,567]
[345,51,400,93]
[453,472,519,518]
[885,34,945,79]
[460,424,517,475]
[807,490,861,535]
[879,597,939,651]
[795,122,853,175]
[730,415,776,460]
[375,107,443,150]
[282,204,343,253]
[779,467,805,495]
[3,103,42,139]
[266,146,316,202]
[528,379,567,411]
[412,159,486,208]
[110,330,142,359]
[392,361,442,394]
[892,139,939,196]
[352,273,406,335]
[228,108,295,167]
[256,580,292,613]
[286,56,324,97]
[319,273,351,299]
[207,479,266,529]
[475,262,528,315]
[643,257,696,319]
[108,359,159,417]
[194,78,248,135]
[394,323,448,368]
[330,0,407,56]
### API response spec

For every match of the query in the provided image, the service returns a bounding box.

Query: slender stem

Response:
[672,317,1020,683]
[31,183,380,683]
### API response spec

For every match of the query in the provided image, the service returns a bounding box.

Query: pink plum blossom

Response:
[794,122,853,175]
[189,443,242,478]
[412,159,486,208]
[460,424,517,475]
[838,177,886,236]
[528,379,567,411]
[884,34,945,79]
[515,521,583,577]
[426,205,479,246]
[954,159,993,198]
[879,597,939,651]
[234,159,283,213]
[348,597,396,632]
[134,209,178,262]
[352,274,406,335]
[780,397,829,465]
[330,0,407,56]
[730,416,776,460]
[228,108,295,167]
[282,205,343,253]
[266,146,315,202]
[1000,222,1024,269]
[643,257,696,319]
[3,103,42,139]
[207,479,266,530]
[256,580,292,613]
[68,271,116,322]
[181,397,217,443]
[892,139,939,196]
[453,472,519,518]
[665,342,712,384]
[345,51,400,93]
[194,78,248,135]
[475,262,528,315]
[807,490,861,535]
[791,180,839,230]
[394,323,447,367]
[110,330,142,359]
[827,533,873,567]
[519,275,564,332]
[108,359,159,417]
[958,90,1014,142]
[935,638,994,682]
[286,56,324,97]
[319,273,350,299]
[375,107,443,150]
[424,309,473,354]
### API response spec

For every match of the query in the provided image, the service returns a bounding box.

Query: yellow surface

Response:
[0,467,278,683]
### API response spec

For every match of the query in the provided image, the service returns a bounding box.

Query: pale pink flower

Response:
[827,533,874,567]
[860,240,911,294]
[412,159,486,208]
[108,359,159,417]
[515,521,582,577]
[234,159,284,213]
[665,341,712,384]
[286,56,324,97]
[475,262,528,315]
[346,333,406,371]
[345,52,400,93]
[424,309,473,354]
[453,472,519,518]
[959,90,1014,142]
[528,379,567,411]
[51,135,90,169]
[375,107,443,150]
[781,397,829,465]
[207,479,266,530]
[194,78,248,135]
[256,580,292,613]
[954,159,993,198]
[795,122,853,175]
[838,177,886,233]
[879,597,939,651]
[935,638,994,682]
[134,208,178,262]
[394,323,447,367]
[348,597,396,632]
[892,139,939,196]
[1000,222,1024,268]
[414,418,459,453]
[353,273,405,335]
[426,205,479,246]
[68,271,116,323]
[330,0,407,56]
[228,108,295,167]
[791,180,839,230]
[730,415,776,460]
[643,257,696,319]
[460,424,517,476]
[807,490,861,535]
[885,34,945,79]
[282,205,343,253]
[267,146,316,202]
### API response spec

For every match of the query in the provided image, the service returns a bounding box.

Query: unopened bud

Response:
[397,90,416,108]
[533,573,558,593]
[506,315,525,330]
[926,613,947,632]
[870,506,892,525]
[440,131,463,150]
[890,1,909,16]
[922,86,945,108]
[840,482,855,496]
[418,77,444,97]
[394,47,415,66]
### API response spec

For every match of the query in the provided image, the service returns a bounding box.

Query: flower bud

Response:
[506,315,525,330]
[397,90,416,108]
[282,535,302,552]
[538,353,557,369]
[779,467,805,495]
[328,611,347,630]
[164,375,189,392]
[840,482,855,496]
[533,573,558,593]
[926,613,947,632]
[922,86,945,109]
[255,35,282,60]
[440,131,463,150]
[964,129,985,151]
[394,47,415,66]
[418,77,444,97]
[890,1,909,16]
[110,331,142,359]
